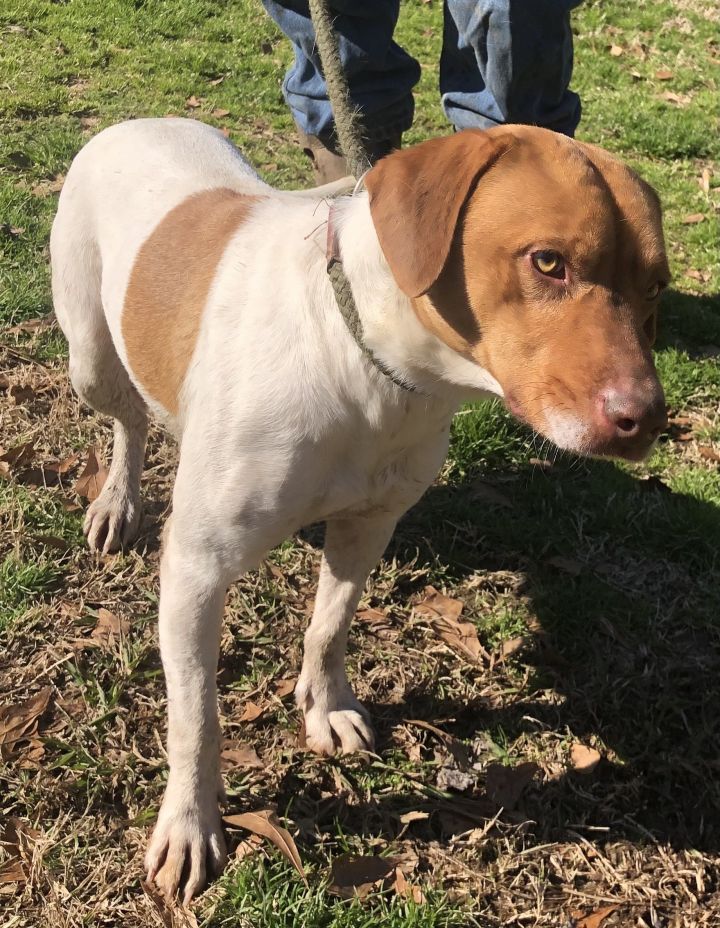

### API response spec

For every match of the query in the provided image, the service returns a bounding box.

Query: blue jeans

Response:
[261,0,582,146]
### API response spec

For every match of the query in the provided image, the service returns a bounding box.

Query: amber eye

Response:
[531,250,566,279]
[647,281,664,300]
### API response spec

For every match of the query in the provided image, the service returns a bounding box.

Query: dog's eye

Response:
[531,250,566,279]
[646,281,665,300]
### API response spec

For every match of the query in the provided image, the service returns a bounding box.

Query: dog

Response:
[50,117,668,901]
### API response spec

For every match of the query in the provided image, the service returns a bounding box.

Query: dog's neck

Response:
[332,193,503,403]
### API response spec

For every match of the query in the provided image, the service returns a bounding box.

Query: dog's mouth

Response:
[505,383,667,463]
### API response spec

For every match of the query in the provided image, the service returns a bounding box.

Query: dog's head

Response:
[366,126,669,461]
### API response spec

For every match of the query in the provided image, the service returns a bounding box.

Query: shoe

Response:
[297,129,402,184]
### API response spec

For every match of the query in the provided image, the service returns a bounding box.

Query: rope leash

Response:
[307,0,420,394]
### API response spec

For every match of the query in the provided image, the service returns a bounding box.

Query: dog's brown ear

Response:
[365,129,511,298]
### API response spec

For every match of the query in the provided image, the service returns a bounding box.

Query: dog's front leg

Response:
[145,522,229,903]
[296,513,397,755]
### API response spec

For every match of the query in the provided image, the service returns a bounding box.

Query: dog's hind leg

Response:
[296,512,398,755]
[51,224,147,553]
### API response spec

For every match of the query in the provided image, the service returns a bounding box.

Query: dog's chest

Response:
[313,401,453,520]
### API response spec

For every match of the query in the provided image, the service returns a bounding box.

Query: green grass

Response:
[1,1,719,926]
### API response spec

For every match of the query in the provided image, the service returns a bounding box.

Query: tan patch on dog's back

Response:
[122,188,259,415]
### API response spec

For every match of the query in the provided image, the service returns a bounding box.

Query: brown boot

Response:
[297,129,402,184]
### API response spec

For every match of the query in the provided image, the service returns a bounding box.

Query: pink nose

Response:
[600,384,667,444]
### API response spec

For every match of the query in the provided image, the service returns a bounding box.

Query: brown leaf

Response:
[273,677,296,699]
[686,268,710,283]
[546,555,583,576]
[223,810,307,884]
[45,452,80,475]
[399,810,429,826]
[74,447,108,501]
[654,68,673,80]
[570,742,602,774]
[498,636,527,661]
[681,212,705,224]
[356,607,389,625]
[185,95,203,108]
[574,905,618,928]
[404,718,470,768]
[393,866,426,904]
[239,700,264,722]
[31,174,65,197]
[208,75,225,86]
[220,740,263,770]
[0,859,27,885]
[328,853,396,899]
[0,687,52,761]
[212,107,230,118]
[609,44,623,56]
[415,586,488,664]
[9,383,35,405]
[661,90,692,106]
[485,761,539,810]
[470,479,513,508]
[0,441,36,472]
[700,168,711,195]
[698,445,720,463]
[90,608,129,647]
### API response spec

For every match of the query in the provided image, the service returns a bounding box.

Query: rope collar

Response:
[326,201,421,394]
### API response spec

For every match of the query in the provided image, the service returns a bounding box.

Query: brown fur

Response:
[368,126,669,458]
[122,188,260,415]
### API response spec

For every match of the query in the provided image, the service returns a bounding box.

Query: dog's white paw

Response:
[298,678,375,755]
[83,482,141,553]
[145,796,226,904]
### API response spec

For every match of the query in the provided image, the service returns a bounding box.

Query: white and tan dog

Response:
[51,117,668,901]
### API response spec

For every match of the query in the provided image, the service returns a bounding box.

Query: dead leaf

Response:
[0,687,52,761]
[9,384,34,405]
[609,44,623,56]
[46,453,79,474]
[328,853,396,899]
[497,636,527,661]
[393,866,426,904]
[208,75,225,86]
[403,718,470,768]
[74,447,108,501]
[570,742,602,774]
[185,95,203,108]
[415,586,489,664]
[470,479,513,508]
[574,904,618,928]
[686,268,710,283]
[700,167,711,195]
[273,677,296,699]
[0,441,36,473]
[399,810,429,826]
[485,761,539,810]
[681,212,705,224]
[661,90,692,106]
[698,445,720,463]
[220,740,263,770]
[239,700,264,722]
[546,555,583,576]
[0,859,27,885]
[212,107,230,118]
[31,174,65,197]
[223,810,307,884]
[90,608,130,647]
[654,68,673,80]
[356,607,388,625]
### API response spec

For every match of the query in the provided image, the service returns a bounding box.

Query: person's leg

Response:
[261,0,420,175]
[441,0,582,136]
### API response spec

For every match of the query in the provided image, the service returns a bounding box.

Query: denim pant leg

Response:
[261,0,420,147]
[441,0,582,135]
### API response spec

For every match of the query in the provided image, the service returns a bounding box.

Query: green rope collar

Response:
[326,205,421,394]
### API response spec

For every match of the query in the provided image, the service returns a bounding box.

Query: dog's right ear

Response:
[365,130,512,299]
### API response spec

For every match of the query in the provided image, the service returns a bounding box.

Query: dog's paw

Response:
[145,797,227,904]
[84,482,141,554]
[298,680,375,755]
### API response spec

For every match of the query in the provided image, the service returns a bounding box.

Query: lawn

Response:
[1,1,719,926]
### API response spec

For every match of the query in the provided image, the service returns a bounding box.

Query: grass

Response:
[1,0,719,926]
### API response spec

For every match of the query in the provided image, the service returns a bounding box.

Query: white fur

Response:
[50,118,503,901]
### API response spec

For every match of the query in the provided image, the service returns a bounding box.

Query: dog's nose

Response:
[600,383,667,444]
